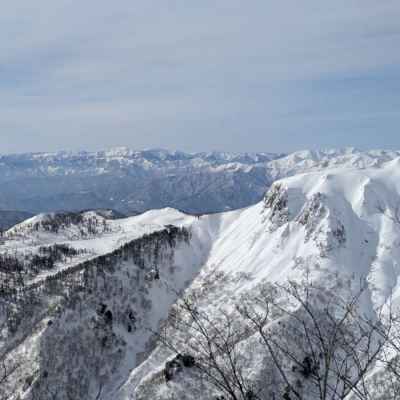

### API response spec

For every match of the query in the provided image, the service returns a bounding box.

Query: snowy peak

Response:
[2,148,283,173]
[258,161,400,306]
[5,210,114,241]
[267,147,400,179]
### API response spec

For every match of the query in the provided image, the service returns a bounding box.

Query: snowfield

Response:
[2,151,400,399]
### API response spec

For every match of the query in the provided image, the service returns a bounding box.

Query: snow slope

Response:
[2,152,400,399]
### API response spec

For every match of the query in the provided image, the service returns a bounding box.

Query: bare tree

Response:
[238,277,395,400]
[372,308,400,400]
[156,275,397,400]
[0,356,20,400]
[157,292,258,400]
[0,318,20,400]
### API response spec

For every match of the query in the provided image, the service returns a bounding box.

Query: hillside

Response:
[1,152,400,399]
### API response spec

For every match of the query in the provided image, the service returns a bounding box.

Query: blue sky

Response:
[1,1,400,153]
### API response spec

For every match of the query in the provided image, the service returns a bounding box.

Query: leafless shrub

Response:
[156,275,398,400]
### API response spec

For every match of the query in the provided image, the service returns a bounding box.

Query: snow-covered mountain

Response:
[1,147,399,217]
[1,150,400,399]
[0,148,282,216]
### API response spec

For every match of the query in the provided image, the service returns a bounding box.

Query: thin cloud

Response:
[0,1,399,153]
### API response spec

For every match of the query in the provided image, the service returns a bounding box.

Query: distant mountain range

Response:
[0,148,281,216]
[1,147,398,222]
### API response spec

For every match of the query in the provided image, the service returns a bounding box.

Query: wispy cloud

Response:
[1,0,399,153]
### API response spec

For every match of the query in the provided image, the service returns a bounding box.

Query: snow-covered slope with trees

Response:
[2,150,400,399]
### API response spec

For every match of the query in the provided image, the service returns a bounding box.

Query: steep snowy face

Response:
[203,158,400,309]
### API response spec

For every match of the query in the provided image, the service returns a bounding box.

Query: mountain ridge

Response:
[0,147,399,218]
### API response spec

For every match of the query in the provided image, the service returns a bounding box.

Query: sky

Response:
[1,1,400,154]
